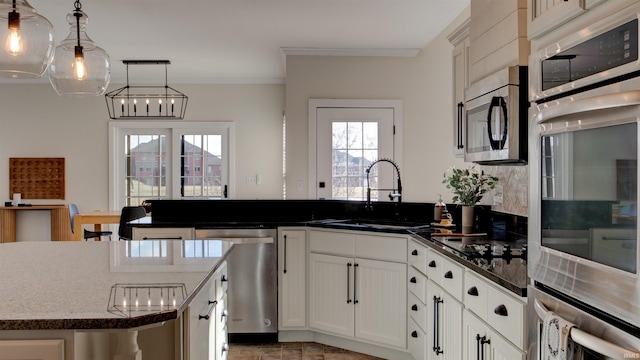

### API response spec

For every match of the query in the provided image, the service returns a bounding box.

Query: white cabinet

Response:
[464,271,526,350]
[527,0,584,39]
[0,339,64,360]
[132,227,195,240]
[308,230,407,349]
[462,310,525,360]
[448,19,470,158]
[185,261,228,360]
[469,0,528,83]
[278,229,307,329]
[426,281,463,360]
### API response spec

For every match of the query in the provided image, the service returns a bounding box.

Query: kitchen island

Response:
[0,240,231,360]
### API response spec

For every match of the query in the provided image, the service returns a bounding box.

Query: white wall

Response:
[284,7,470,203]
[0,83,284,240]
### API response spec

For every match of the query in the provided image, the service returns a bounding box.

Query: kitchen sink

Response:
[324,219,429,230]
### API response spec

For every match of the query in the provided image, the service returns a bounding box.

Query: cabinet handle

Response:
[221,274,228,282]
[411,249,419,256]
[410,276,417,284]
[494,304,508,316]
[346,263,352,304]
[411,304,418,311]
[411,330,418,338]
[353,263,359,304]
[283,234,287,274]
[433,296,444,355]
[199,300,217,320]
[444,270,453,279]
[467,286,479,296]
[457,102,464,149]
[429,260,436,268]
[142,236,183,240]
[475,334,490,360]
[221,343,229,352]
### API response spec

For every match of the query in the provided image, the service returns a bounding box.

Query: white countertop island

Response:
[0,240,231,360]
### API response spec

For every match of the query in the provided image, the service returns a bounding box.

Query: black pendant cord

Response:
[74,0,83,55]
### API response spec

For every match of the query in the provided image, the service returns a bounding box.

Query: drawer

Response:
[408,266,427,304]
[425,250,442,280]
[355,234,407,262]
[464,270,489,320]
[408,240,428,275]
[215,261,228,299]
[408,318,427,360]
[309,230,355,256]
[438,256,464,301]
[408,291,427,333]
[487,285,526,349]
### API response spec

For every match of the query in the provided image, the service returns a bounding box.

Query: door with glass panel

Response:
[315,107,395,201]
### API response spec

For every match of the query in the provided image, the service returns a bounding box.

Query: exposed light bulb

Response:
[74,46,86,80]
[6,11,22,56]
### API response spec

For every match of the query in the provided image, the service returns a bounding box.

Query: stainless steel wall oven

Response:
[528,3,640,359]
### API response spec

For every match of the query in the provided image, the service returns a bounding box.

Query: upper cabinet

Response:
[528,0,585,39]
[469,0,529,84]
[448,19,470,158]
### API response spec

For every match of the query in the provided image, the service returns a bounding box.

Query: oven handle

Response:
[534,90,640,124]
[534,298,636,359]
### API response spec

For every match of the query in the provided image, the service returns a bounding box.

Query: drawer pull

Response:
[221,275,228,282]
[199,300,217,320]
[411,330,418,338]
[428,260,436,268]
[411,304,418,311]
[411,249,419,256]
[410,276,417,284]
[494,304,508,316]
[467,286,479,296]
[444,270,453,279]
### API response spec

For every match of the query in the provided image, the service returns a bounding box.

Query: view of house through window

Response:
[113,122,231,208]
[332,121,378,200]
[125,134,167,206]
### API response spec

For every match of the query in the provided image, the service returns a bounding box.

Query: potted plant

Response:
[442,166,498,227]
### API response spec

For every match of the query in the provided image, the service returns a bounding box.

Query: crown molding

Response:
[280,47,421,57]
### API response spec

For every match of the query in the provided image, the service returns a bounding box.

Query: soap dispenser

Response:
[434,194,446,222]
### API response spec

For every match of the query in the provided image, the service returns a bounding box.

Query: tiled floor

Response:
[227,342,386,360]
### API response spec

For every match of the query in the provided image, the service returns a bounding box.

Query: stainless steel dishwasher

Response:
[195,228,277,343]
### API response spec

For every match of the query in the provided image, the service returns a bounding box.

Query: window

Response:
[109,121,234,209]
[309,99,402,201]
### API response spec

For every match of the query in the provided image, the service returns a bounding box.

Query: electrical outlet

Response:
[493,185,504,205]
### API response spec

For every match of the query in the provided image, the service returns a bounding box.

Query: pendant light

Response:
[0,0,55,79]
[48,0,110,97]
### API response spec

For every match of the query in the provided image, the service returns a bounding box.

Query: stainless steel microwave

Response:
[463,66,528,164]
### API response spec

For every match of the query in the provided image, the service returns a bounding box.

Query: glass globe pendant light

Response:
[0,0,55,79]
[48,0,110,97]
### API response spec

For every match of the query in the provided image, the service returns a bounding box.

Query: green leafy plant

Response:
[442,166,499,206]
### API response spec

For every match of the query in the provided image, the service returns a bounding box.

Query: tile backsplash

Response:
[482,165,528,217]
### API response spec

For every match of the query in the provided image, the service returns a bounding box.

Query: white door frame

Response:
[308,99,403,199]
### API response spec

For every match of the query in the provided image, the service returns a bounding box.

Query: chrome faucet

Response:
[365,158,402,210]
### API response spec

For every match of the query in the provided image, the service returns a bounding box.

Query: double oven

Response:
[528,2,640,359]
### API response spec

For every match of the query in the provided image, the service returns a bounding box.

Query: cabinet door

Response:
[187,275,216,360]
[462,310,488,360]
[427,281,462,360]
[354,258,407,349]
[308,253,354,338]
[278,229,307,329]
[528,0,584,39]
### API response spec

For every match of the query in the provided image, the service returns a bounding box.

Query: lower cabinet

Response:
[277,228,307,329]
[426,280,462,360]
[308,252,407,349]
[185,261,228,360]
[462,310,525,360]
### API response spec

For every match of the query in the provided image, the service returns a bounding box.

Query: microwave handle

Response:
[457,102,464,150]
[535,90,640,124]
[534,298,636,359]
[486,96,507,150]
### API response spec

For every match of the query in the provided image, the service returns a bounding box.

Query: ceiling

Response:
[24,0,469,85]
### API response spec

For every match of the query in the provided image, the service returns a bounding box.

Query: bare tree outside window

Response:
[331,121,378,200]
